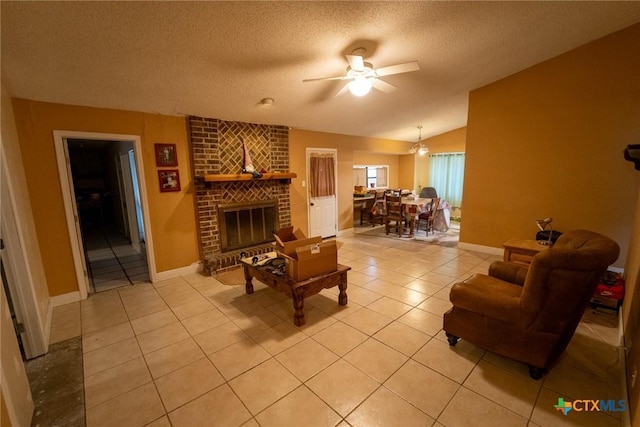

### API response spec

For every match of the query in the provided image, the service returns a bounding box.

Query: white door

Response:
[1,158,47,358]
[119,152,141,252]
[115,154,130,240]
[128,150,146,243]
[61,139,91,297]
[307,149,337,238]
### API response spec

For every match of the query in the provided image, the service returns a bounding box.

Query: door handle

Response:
[310,202,315,206]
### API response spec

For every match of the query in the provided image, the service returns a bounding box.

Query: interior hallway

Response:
[82,224,149,293]
[46,231,623,426]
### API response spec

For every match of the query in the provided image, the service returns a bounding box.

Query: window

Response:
[366,168,377,189]
[353,165,388,189]
[429,153,465,208]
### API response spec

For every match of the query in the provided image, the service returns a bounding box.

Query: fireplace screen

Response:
[218,199,279,252]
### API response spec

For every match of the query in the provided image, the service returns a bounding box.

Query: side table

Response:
[502,238,548,266]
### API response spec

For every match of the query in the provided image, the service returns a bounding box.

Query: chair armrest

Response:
[449,274,531,327]
[488,261,528,286]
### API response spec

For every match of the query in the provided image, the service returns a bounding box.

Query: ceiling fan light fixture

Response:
[348,76,372,97]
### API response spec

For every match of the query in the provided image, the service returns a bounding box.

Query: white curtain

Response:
[376,167,387,187]
[353,168,366,187]
[429,153,465,208]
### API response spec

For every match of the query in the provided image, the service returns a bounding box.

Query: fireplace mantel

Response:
[202,172,297,183]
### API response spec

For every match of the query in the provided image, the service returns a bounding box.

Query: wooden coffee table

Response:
[241,255,350,326]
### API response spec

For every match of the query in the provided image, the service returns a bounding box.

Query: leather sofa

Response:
[443,229,620,379]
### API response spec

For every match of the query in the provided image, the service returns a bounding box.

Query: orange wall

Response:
[11,99,199,296]
[461,23,640,268]
[398,154,415,190]
[289,129,409,235]
[414,127,466,191]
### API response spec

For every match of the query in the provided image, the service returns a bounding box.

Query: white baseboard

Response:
[50,291,82,307]
[154,262,202,282]
[457,241,503,256]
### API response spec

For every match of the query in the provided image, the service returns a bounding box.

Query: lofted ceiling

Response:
[2,1,640,148]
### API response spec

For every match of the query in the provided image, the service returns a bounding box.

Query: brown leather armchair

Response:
[443,230,620,379]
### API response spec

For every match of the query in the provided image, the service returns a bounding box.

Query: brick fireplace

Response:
[189,116,292,273]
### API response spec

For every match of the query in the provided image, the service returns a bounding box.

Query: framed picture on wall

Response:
[158,169,181,192]
[155,143,178,167]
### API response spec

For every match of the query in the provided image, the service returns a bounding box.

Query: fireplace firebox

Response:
[218,199,279,253]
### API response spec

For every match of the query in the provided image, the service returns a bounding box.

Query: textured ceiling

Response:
[2,1,640,148]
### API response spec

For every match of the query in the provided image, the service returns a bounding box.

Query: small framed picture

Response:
[158,169,181,192]
[155,143,178,167]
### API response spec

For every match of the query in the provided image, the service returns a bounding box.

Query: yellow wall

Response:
[461,23,640,268]
[289,129,409,235]
[11,99,200,296]
[398,154,415,190]
[414,127,467,191]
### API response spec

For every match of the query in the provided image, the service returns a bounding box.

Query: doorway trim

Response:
[53,130,157,298]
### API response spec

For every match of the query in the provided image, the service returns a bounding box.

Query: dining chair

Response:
[418,197,441,235]
[385,194,405,236]
[369,190,386,226]
[359,197,372,225]
[419,186,438,199]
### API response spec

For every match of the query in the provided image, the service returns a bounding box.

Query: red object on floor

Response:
[591,272,625,311]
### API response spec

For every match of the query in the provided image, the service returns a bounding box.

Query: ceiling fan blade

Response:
[346,54,365,71]
[372,78,396,93]
[375,61,420,77]
[303,75,350,83]
[334,82,351,97]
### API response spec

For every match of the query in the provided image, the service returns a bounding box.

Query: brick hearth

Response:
[189,116,291,274]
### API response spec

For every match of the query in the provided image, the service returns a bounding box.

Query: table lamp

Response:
[535,217,554,246]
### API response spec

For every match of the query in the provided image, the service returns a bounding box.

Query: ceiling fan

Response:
[303,48,420,97]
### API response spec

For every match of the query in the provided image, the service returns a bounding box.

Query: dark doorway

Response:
[67,139,149,292]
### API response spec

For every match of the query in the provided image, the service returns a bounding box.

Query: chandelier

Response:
[409,125,428,156]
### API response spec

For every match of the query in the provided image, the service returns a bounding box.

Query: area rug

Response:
[214,267,246,287]
[358,223,460,247]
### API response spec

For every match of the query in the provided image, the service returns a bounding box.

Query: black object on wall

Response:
[624,144,640,170]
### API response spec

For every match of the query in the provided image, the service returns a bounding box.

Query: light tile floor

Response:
[48,228,624,427]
